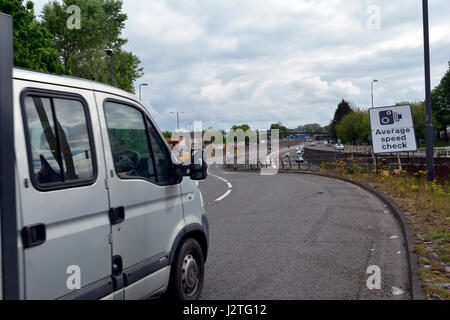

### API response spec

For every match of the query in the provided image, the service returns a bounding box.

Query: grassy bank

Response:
[320,160,450,299]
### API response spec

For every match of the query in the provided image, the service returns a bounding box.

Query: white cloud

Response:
[31,0,450,131]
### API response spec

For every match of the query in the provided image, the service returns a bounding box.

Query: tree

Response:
[0,0,63,73]
[328,99,353,138]
[297,123,325,133]
[336,111,370,144]
[231,124,254,145]
[41,0,143,93]
[431,66,450,141]
[162,131,172,139]
[231,124,251,132]
[411,102,426,141]
[270,122,289,138]
[397,101,438,142]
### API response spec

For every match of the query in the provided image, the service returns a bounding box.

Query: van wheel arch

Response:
[169,225,208,265]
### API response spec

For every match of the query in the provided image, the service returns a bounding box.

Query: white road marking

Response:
[390,235,399,239]
[215,189,232,202]
[392,287,405,296]
[207,165,233,202]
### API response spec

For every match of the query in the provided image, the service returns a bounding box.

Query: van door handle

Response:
[21,224,46,248]
[109,207,125,225]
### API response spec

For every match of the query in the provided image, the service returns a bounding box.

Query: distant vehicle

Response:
[296,149,304,155]
[310,142,317,146]
[295,156,305,163]
[323,141,328,145]
[335,143,344,151]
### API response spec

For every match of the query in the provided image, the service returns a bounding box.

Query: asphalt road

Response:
[199,165,410,300]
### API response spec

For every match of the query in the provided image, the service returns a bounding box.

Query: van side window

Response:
[146,119,172,184]
[23,96,95,188]
[104,102,156,182]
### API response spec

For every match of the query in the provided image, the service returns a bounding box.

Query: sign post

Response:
[0,13,19,300]
[369,105,417,155]
[422,0,435,181]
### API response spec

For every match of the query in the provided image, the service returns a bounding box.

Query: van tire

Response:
[166,237,204,300]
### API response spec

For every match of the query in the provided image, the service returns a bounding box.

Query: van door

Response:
[96,94,185,299]
[15,84,113,299]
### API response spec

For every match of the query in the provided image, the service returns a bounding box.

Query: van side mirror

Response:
[189,149,208,181]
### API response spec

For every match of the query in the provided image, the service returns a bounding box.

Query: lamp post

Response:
[106,17,125,86]
[170,111,186,132]
[422,0,434,181]
[139,83,149,101]
[371,79,378,108]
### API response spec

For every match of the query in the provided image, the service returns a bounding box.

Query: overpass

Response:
[268,130,331,141]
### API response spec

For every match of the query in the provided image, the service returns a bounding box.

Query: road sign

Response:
[369,105,417,154]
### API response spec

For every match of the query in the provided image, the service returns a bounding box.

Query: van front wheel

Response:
[167,238,204,300]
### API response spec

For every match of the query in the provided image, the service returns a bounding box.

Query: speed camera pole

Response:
[422,0,435,181]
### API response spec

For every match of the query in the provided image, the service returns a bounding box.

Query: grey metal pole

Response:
[371,82,374,108]
[422,0,435,181]
[371,80,377,108]
[108,23,114,86]
[139,83,149,101]
[110,53,114,86]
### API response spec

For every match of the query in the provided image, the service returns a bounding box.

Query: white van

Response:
[2,68,209,300]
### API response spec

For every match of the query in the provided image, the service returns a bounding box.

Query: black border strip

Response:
[19,88,99,192]
[0,13,19,300]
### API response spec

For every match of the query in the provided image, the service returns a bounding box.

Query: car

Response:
[3,67,209,300]
[335,143,345,151]
[323,141,328,145]
[295,156,305,163]
[296,149,304,155]
[310,142,317,146]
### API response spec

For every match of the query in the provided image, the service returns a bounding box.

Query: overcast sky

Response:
[32,0,450,131]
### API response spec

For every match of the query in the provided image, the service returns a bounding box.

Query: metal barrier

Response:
[226,149,450,180]
[327,145,450,158]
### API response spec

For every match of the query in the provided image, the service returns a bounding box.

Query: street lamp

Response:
[170,111,186,132]
[371,79,378,108]
[107,17,126,86]
[139,83,149,101]
[185,121,193,131]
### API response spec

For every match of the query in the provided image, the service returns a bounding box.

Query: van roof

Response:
[13,67,139,103]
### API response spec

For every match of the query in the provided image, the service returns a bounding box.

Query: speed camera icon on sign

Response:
[379,110,402,125]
